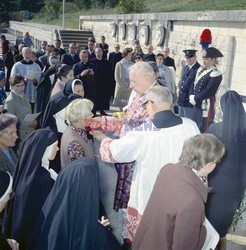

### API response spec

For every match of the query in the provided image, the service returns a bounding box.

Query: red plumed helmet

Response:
[200,29,212,43]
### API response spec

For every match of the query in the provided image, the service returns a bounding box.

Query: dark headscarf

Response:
[41,93,81,133]
[219,90,246,143]
[63,79,83,97]
[3,129,58,249]
[29,158,120,250]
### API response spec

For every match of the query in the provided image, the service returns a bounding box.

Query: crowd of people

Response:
[0,32,245,250]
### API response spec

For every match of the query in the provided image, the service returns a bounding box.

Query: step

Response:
[59,36,90,41]
[59,30,93,35]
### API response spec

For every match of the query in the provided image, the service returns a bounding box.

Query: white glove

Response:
[189,95,196,105]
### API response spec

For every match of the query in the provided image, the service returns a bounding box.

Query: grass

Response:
[28,0,246,29]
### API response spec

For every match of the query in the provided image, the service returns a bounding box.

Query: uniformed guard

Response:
[178,49,200,119]
[189,47,223,132]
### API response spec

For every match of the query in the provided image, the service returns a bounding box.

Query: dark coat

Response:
[90,58,112,110]
[178,61,200,107]
[56,48,66,57]
[143,53,155,62]
[73,61,96,103]
[28,158,121,250]
[99,43,109,59]
[61,53,80,67]
[190,66,222,132]
[0,149,18,175]
[132,163,207,250]
[3,129,57,250]
[13,54,23,64]
[164,56,176,70]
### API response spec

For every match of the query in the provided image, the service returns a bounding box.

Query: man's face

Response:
[55,41,61,48]
[164,48,170,57]
[147,47,153,54]
[22,48,32,61]
[203,57,215,68]
[186,55,197,66]
[41,41,47,50]
[80,53,89,63]
[115,45,120,52]
[101,37,105,43]
[156,56,164,65]
[0,124,18,149]
[69,44,76,54]
[88,41,94,50]
[95,48,103,60]
[50,58,59,67]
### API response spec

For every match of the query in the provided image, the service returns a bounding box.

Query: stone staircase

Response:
[58,30,94,51]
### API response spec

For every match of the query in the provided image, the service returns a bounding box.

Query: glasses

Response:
[135,57,142,60]
[9,191,15,200]
[142,100,153,110]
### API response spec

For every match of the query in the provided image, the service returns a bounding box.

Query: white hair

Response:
[130,61,156,81]
[65,99,93,125]
[146,86,173,105]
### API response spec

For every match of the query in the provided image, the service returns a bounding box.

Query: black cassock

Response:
[108,52,122,98]
[91,58,112,111]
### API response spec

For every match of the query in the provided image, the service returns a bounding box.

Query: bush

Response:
[44,0,61,21]
[117,0,147,13]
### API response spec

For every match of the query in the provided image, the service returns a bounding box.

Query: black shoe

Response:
[100,110,109,116]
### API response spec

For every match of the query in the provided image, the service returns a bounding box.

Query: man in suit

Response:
[73,50,96,106]
[61,43,80,67]
[54,39,66,57]
[86,40,96,60]
[99,36,109,59]
[178,49,200,119]
[163,47,176,70]
[143,45,155,62]
[38,45,56,70]
[36,40,47,58]
[189,47,223,132]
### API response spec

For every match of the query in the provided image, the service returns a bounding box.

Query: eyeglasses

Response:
[9,191,15,200]
[142,100,153,110]
[135,57,142,60]
[115,47,120,49]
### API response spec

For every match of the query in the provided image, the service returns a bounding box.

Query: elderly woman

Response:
[0,114,18,175]
[113,48,134,109]
[50,65,74,97]
[4,75,37,154]
[132,134,225,250]
[206,90,246,250]
[60,98,94,168]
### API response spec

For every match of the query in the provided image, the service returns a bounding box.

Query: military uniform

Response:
[178,61,200,118]
[190,66,222,132]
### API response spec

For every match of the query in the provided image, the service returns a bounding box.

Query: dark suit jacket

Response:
[13,54,23,64]
[56,48,66,57]
[143,53,156,62]
[61,53,80,67]
[178,61,200,107]
[38,54,49,69]
[36,49,45,58]
[164,56,176,70]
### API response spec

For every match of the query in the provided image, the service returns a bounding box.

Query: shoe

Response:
[100,110,109,116]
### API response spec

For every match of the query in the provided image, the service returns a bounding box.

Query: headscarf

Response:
[3,129,58,249]
[29,158,121,250]
[219,90,246,143]
[63,79,83,97]
[41,93,81,133]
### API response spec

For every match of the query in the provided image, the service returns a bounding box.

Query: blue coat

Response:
[61,53,80,67]
[178,61,200,107]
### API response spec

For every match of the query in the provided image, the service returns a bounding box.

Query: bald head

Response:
[129,62,156,95]
[144,86,173,118]
[95,47,103,60]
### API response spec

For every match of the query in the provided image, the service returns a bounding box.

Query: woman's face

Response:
[0,124,18,149]
[156,56,164,65]
[203,57,216,68]
[126,52,132,61]
[74,85,84,97]
[12,81,25,95]
[65,70,74,81]
[49,141,59,161]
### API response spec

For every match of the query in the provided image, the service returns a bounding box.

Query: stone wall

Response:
[8,21,60,49]
[80,11,246,97]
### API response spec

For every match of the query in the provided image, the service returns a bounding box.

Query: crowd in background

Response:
[0,31,245,250]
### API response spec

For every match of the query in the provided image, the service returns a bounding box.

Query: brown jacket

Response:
[132,163,208,250]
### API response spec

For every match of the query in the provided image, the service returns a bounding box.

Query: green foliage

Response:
[117,0,147,13]
[44,0,61,21]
